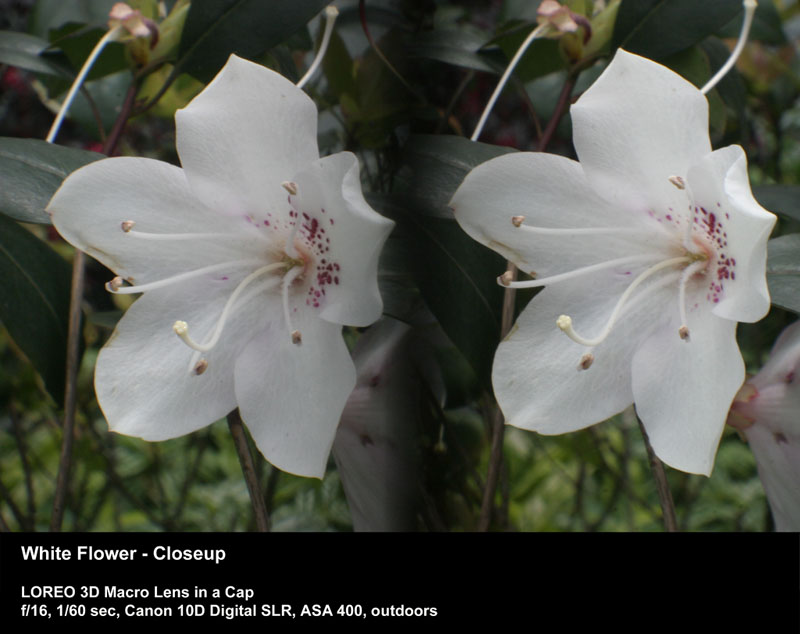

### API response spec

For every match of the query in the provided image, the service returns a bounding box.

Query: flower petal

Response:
[744,423,800,531]
[572,50,711,218]
[493,271,675,434]
[175,54,319,221]
[234,308,356,478]
[49,157,259,284]
[686,145,776,323]
[750,320,800,391]
[450,152,667,278]
[632,312,743,475]
[94,274,268,440]
[291,152,394,327]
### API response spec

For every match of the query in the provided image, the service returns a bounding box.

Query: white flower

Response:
[729,321,800,531]
[48,55,394,478]
[450,50,776,475]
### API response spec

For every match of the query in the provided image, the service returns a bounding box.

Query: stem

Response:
[637,414,678,532]
[226,410,270,532]
[537,74,576,151]
[477,264,517,531]
[50,80,138,533]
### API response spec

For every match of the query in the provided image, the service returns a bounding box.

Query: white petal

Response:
[632,312,743,476]
[450,152,667,278]
[572,50,711,218]
[744,423,800,531]
[234,308,356,478]
[686,146,776,323]
[750,320,800,391]
[175,55,319,221]
[49,157,259,284]
[494,271,675,434]
[291,152,394,327]
[94,273,269,441]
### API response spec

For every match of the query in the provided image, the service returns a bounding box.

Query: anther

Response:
[106,276,124,291]
[194,359,208,375]
[498,270,514,286]
[282,181,298,195]
[121,220,135,232]
[578,353,594,371]
[511,215,525,227]
[668,175,686,190]
[678,325,690,341]
[291,330,302,345]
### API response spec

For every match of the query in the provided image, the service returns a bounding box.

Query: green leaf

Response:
[0,214,72,403]
[753,185,800,223]
[0,30,71,76]
[0,137,103,224]
[384,135,518,383]
[47,24,127,81]
[408,28,503,74]
[767,234,800,314]
[28,0,118,39]
[176,0,329,83]
[496,26,566,83]
[613,0,743,60]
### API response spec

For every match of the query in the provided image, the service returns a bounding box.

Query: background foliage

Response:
[1,0,798,531]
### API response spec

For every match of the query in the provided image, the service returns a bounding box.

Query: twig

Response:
[637,415,678,532]
[10,403,35,524]
[537,74,575,152]
[477,264,517,531]
[227,410,270,532]
[50,81,139,532]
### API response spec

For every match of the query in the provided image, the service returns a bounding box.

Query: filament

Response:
[701,0,757,95]
[558,256,692,347]
[46,25,123,144]
[107,259,261,294]
[281,266,305,344]
[296,6,339,90]
[677,260,708,337]
[173,263,286,352]
[500,253,664,289]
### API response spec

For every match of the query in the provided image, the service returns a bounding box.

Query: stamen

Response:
[668,175,685,190]
[501,254,665,290]
[701,0,758,95]
[677,259,707,341]
[512,222,646,237]
[108,259,261,294]
[557,256,692,347]
[106,276,124,292]
[578,353,594,371]
[172,262,285,352]
[471,21,549,141]
[282,181,298,195]
[194,359,209,375]
[499,270,515,286]
[46,24,123,143]
[296,5,339,90]
[281,266,305,344]
[124,229,237,241]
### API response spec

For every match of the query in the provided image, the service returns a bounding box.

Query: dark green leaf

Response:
[384,135,518,383]
[753,185,800,223]
[28,0,118,39]
[613,0,743,60]
[767,234,800,314]
[0,137,103,224]
[0,214,72,403]
[176,0,329,83]
[47,24,127,81]
[0,30,71,76]
[497,27,566,83]
[408,28,503,74]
